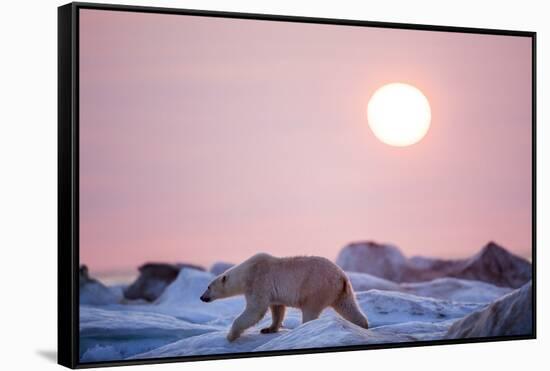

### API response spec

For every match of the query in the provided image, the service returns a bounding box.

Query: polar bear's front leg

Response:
[227,301,268,342]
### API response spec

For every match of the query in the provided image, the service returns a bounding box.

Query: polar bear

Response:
[199,253,369,341]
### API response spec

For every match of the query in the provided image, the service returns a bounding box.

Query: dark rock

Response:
[79,265,97,287]
[337,241,531,289]
[448,242,532,289]
[336,241,408,281]
[123,262,205,302]
[79,265,121,305]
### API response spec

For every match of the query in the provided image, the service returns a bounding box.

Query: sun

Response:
[367,83,431,147]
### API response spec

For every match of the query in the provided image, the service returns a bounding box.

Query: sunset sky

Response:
[79,9,532,274]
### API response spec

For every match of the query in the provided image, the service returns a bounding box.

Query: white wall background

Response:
[0,0,546,370]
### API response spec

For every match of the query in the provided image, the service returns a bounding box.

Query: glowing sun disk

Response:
[367,83,431,147]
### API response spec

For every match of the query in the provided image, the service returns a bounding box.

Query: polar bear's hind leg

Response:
[260,304,286,333]
[331,281,369,329]
[301,306,323,323]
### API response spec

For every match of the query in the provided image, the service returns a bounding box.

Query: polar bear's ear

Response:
[222,275,227,283]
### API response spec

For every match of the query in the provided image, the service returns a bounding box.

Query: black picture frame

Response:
[58,2,537,369]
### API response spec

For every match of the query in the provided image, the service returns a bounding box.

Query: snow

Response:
[255,318,454,351]
[129,328,283,358]
[80,306,218,336]
[357,290,485,326]
[400,278,512,303]
[255,317,388,351]
[347,272,401,292]
[347,272,512,303]
[79,306,218,362]
[80,282,122,306]
[81,345,122,363]
[78,258,528,363]
[446,281,533,338]
[154,268,246,324]
[129,297,465,359]
[370,320,453,341]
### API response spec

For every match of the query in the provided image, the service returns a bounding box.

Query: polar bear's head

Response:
[200,273,240,302]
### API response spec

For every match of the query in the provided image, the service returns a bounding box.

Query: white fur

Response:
[200,253,369,341]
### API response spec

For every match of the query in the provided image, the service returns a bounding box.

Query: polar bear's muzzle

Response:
[200,290,212,302]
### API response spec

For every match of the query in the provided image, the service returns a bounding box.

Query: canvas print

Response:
[77,8,534,364]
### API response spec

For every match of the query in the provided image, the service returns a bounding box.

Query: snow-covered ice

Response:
[446,281,533,339]
[400,278,512,303]
[128,290,472,360]
[79,306,218,362]
[79,248,531,363]
[80,281,123,306]
[347,272,512,303]
[347,272,401,292]
[357,290,485,326]
[254,318,454,351]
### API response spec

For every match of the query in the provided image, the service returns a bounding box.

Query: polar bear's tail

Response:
[332,279,369,330]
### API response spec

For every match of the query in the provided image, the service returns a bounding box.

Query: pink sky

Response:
[79,9,532,273]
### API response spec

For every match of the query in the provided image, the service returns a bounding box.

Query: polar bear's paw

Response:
[260,327,279,334]
[226,331,240,342]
